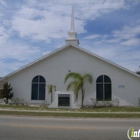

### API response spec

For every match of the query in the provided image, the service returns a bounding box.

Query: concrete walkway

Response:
[0,108,140,114]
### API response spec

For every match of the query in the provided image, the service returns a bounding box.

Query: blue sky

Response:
[0,0,140,77]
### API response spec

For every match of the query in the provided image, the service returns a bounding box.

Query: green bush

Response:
[91,98,119,107]
[2,82,13,104]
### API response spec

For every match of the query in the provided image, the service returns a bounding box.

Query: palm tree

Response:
[64,72,93,107]
[47,85,56,103]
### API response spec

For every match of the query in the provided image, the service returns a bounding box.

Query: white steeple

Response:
[65,7,79,46]
[71,7,75,32]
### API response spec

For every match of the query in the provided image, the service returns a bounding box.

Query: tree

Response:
[136,71,140,75]
[47,85,56,103]
[64,72,93,107]
[2,82,13,104]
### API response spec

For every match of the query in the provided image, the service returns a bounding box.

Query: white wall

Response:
[6,45,140,106]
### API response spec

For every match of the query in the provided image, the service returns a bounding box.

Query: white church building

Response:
[1,9,140,107]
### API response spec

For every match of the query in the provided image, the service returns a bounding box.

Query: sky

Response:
[0,0,140,77]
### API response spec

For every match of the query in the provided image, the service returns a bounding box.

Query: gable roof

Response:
[2,43,140,80]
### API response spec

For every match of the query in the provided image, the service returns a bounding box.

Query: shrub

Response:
[91,98,119,107]
[138,98,140,107]
[10,98,28,105]
[40,101,48,108]
[2,82,13,104]
[11,98,20,105]
[112,99,119,107]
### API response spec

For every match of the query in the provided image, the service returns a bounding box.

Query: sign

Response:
[118,85,125,88]
[127,127,140,140]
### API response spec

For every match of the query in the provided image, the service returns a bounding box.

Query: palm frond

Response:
[83,73,93,84]
[47,85,52,94]
[64,72,82,83]
[66,81,78,91]
[53,85,56,91]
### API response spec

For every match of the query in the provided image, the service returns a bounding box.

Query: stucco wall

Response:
[6,46,140,106]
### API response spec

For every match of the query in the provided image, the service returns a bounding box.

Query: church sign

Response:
[118,85,125,88]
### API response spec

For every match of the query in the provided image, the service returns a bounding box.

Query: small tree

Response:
[136,71,140,75]
[64,72,93,107]
[47,85,56,103]
[2,82,13,104]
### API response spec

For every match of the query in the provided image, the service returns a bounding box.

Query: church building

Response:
[1,9,140,107]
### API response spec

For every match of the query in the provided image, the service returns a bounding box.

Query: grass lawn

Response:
[81,107,140,112]
[0,104,140,118]
[0,110,140,118]
[0,104,140,112]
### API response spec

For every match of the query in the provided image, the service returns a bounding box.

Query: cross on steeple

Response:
[65,7,79,46]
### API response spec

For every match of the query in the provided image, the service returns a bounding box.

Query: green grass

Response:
[81,107,140,112]
[0,104,140,112]
[0,110,140,118]
[0,104,41,110]
[0,104,140,118]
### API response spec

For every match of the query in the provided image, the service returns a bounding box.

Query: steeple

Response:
[65,8,79,46]
[71,7,75,32]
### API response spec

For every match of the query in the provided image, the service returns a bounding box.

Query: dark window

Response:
[105,84,111,100]
[32,84,38,100]
[32,76,38,83]
[96,75,103,83]
[96,84,103,101]
[39,84,45,100]
[58,94,70,106]
[39,76,45,82]
[96,75,111,101]
[104,75,111,82]
[31,75,46,100]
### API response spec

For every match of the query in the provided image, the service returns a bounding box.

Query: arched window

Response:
[96,75,111,101]
[31,75,46,100]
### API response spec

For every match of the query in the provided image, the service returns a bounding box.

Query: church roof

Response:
[2,43,140,80]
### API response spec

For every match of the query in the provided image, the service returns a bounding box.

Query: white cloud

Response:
[0,0,139,76]
[113,24,140,39]
[111,24,140,46]
[82,21,140,71]
[0,40,43,76]
[84,22,140,47]
[0,26,9,43]
[0,0,7,7]
[9,0,127,42]
[10,6,85,43]
[0,60,28,77]
[83,34,101,39]
[121,38,140,46]
[0,41,41,61]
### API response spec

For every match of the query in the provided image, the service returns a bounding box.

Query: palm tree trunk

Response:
[51,92,53,103]
[81,87,85,107]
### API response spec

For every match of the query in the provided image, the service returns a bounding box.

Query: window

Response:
[31,75,46,100]
[96,75,111,101]
[58,94,70,106]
